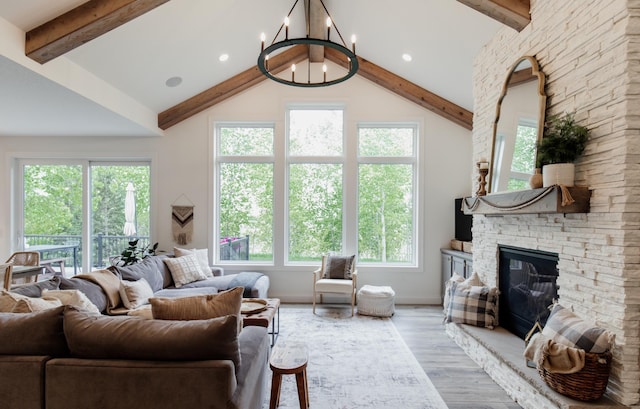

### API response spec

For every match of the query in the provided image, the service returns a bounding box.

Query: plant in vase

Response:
[536,112,589,187]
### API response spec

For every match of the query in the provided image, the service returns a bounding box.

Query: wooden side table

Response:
[269,341,309,409]
[242,298,280,346]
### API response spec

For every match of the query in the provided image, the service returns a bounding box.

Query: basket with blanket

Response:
[524,303,615,401]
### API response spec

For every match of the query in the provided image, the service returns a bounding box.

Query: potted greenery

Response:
[536,112,589,187]
[110,239,159,266]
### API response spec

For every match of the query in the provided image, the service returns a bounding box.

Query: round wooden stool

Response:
[269,341,309,409]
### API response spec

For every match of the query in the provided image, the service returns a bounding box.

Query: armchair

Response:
[312,255,358,316]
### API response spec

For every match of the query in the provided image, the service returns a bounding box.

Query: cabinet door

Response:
[441,253,453,299]
[452,257,466,277]
[464,260,474,278]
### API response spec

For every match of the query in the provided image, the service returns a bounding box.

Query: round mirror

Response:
[488,56,546,193]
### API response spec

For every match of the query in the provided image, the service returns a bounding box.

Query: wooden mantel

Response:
[462,186,590,215]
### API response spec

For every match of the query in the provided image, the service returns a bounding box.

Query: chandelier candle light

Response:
[257,0,358,87]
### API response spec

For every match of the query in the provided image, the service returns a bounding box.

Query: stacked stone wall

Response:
[470,0,640,405]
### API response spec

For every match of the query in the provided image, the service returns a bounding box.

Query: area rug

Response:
[262,305,448,409]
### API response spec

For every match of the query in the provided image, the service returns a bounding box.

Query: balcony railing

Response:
[219,236,250,260]
[25,233,251,269]
[25,234,151,269]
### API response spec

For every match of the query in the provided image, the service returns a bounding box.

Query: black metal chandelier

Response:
[257,0,358,87]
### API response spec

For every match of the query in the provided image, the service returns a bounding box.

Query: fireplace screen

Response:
[498,246,559,339]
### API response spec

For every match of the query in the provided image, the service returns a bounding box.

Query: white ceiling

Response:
[0,0,502,138]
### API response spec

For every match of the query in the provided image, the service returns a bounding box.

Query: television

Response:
[454,198,473,242]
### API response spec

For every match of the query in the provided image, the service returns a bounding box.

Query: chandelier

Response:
[257,0,358,87]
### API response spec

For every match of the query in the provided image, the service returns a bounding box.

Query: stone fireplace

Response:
[452,0,640,408]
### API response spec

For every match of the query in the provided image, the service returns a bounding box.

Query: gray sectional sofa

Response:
[9,254,269,315]
[0,306,269,409]
[0,254,272,409]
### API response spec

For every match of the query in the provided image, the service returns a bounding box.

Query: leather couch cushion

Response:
[63,307,240,368]
[0,306,68,356]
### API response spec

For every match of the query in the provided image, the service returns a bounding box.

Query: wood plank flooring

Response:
[392,305,522,409]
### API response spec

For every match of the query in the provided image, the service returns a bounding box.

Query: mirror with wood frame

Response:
[488,56,546,194]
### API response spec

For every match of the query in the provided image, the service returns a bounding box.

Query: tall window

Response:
[214,107,419,267]
[19,160,151,273]
[288,109,344,261]
[358,126,416,263]
[216,125,274,262]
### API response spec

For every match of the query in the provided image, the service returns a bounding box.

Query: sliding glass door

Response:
[18,160,150,274]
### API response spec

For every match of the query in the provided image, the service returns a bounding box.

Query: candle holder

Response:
[476,161,489,196]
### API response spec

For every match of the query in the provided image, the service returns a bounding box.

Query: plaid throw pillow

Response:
[321,255,355,279]
[541,304,614,353]
[445,282,499,329]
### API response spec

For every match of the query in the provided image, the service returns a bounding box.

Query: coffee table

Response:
[241,298,280,346]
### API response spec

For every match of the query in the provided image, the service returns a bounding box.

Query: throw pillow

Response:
[41,289,101,315]
[0,306,69,356]
[63,307,240,368]
[321,254,355,279]
[151,286,243,333]
[443,273,465,313]
[541,304,615,353]
[109,255,168,292]
[12,297,63,313]
[174,247,213,278]
[9,278,60,297]
[119,278,154,309]
[445,282,500,329]
[0,290,27,312]
[127,305,153,320]
[443,272,484,313]
[57,276,108,313]
[163,254,208,288]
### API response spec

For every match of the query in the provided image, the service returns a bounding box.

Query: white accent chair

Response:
[312,255,358,316]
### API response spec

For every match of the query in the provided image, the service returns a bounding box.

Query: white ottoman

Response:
[357,285,395,317]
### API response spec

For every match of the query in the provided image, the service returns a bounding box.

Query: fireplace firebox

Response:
[498,245,559,339]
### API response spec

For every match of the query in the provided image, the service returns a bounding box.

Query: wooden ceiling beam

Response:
[325,48,473,130]
[158,45,309,130]
[26,0,170,64]
[160,47,473,130]
[305,0,326,63]
[456,0,530,32]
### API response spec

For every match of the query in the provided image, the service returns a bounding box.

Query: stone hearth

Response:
[446,323,625,409]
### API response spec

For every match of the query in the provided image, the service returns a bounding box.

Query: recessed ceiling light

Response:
[165,76,182,87]
[402,53,413,62]
[219,54,229,62]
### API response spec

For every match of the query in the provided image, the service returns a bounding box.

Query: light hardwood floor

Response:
[392,305,522,409]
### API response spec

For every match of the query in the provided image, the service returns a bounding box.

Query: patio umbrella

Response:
[123,182,137,236]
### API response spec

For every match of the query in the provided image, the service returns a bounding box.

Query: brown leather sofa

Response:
[0,306,269,409]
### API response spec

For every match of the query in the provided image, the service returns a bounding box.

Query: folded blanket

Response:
[229,272,264,298]
[524,333,586,374]
[76,269,127,315]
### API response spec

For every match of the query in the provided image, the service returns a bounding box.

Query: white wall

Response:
[0,71,472,305]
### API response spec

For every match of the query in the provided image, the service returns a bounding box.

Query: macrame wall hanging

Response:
[171,195,194,245]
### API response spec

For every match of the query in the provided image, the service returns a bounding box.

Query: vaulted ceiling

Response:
[0,0,522,138]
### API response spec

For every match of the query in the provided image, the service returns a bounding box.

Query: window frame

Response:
[13,156,155,273]
[212,107,421,270]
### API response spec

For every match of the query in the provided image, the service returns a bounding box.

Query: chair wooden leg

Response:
[351,291,355,317]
